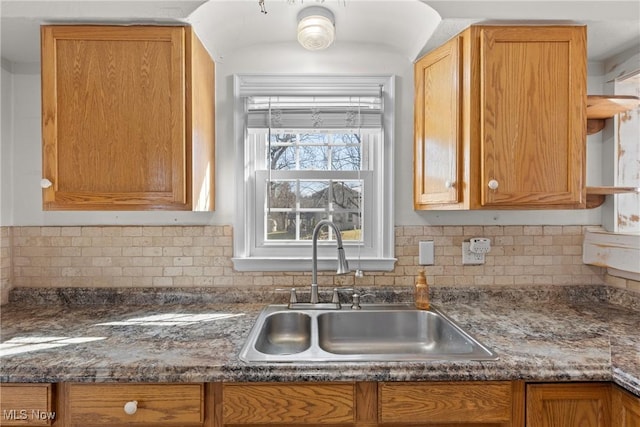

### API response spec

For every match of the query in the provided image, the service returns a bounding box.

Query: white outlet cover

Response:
[462,242,485,265]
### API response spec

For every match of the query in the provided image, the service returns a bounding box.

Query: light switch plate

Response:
[419,241,434,265]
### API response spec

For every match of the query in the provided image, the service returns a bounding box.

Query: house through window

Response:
[261,131,366,242]
[233,75,395,272]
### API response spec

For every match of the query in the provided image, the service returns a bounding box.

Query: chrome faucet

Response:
[310,220,350,305]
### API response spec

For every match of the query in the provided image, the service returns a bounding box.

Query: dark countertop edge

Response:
[0,362,614,387]
[613,368,640,396]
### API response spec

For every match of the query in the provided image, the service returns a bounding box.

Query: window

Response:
[233,75,395,272]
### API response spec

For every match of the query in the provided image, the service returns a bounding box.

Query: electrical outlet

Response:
[469,237,491,254]
[462,242,485,265]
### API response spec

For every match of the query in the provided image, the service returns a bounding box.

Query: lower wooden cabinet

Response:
[62,383,204,427]
[1,381,638,427]
[526,382,640,427]
[379,381,523,426]
[218,381,523,427]
[0,384,54,426]
[221,383,357,425]
[612,385,640,427]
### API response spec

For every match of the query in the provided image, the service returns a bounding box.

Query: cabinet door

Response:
[41,26,189,210]
[527,383,611,427]
[612,385,640,427]
[479,26,586,208]
[414,36,462,208]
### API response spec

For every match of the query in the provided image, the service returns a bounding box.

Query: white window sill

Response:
[232,257,396,272]
[583,228,640,280]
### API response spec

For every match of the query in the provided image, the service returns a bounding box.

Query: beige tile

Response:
[463,226,483,236]
[81,227,104,237]
[122,227,143,237]
[4,224,610,291]
[523,226,543,236]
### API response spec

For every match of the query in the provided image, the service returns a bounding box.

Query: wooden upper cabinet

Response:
[479,26,586,208]
[41,25,215,211]
[414,36,462,209]
[414,25,586,210]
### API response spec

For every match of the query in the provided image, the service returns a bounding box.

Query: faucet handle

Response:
[331,287,354,304]
[331,288,340,304]
[275,288,298,306]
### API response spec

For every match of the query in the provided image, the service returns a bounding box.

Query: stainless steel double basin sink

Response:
[239,304,498,362]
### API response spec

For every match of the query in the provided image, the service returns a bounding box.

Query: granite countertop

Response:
[1,285,638,397]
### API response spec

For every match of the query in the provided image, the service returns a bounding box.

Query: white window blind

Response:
[247,96,382,129]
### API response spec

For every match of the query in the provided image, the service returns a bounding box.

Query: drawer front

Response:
[0,384,54,426]
[66,383,203,426]
[379,381,512,423]
[223,383,355,424]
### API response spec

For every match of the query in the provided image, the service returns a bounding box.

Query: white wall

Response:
[1,61,13,226]
[1,38,605,226]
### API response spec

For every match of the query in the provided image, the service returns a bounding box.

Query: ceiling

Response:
[1,0,639,66]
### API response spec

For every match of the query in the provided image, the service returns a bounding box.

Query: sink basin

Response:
[317,310,476,355]
[254,312,312,355]
[239,304,498,362]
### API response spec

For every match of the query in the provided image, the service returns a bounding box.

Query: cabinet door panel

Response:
[414,37,462,208]
[613,385,640,427]
[479,26,586,208]
[42,26,188,210]
[379,381,513,424]
[526,383,610,427]
[223,383,355,424]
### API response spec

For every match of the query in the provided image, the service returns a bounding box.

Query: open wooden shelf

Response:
[586,186,640,209]
[587,95,640,119]
[586,95,640,135]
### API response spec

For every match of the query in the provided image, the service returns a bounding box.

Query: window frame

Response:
[232,74,396,272]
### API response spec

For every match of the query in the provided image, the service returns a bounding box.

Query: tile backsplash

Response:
[0,227,11,303]
[1,224,625,305]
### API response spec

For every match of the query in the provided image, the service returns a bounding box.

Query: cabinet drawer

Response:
[223,383,355,424]
[65,383,203,426]
[379,381,513,423]
[0,384,54,426]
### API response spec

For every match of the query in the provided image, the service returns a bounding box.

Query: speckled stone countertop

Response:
[1,285,638,397]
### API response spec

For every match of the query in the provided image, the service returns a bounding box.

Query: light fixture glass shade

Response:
[297,6,335,50]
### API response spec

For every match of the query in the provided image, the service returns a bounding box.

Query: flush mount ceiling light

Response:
[296,6,335,50]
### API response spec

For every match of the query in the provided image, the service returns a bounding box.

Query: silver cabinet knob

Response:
[40,178,53,189]
[445,180,455,189]
[488,179,499,190]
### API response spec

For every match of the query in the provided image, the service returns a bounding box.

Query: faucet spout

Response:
[311,220,350,304]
